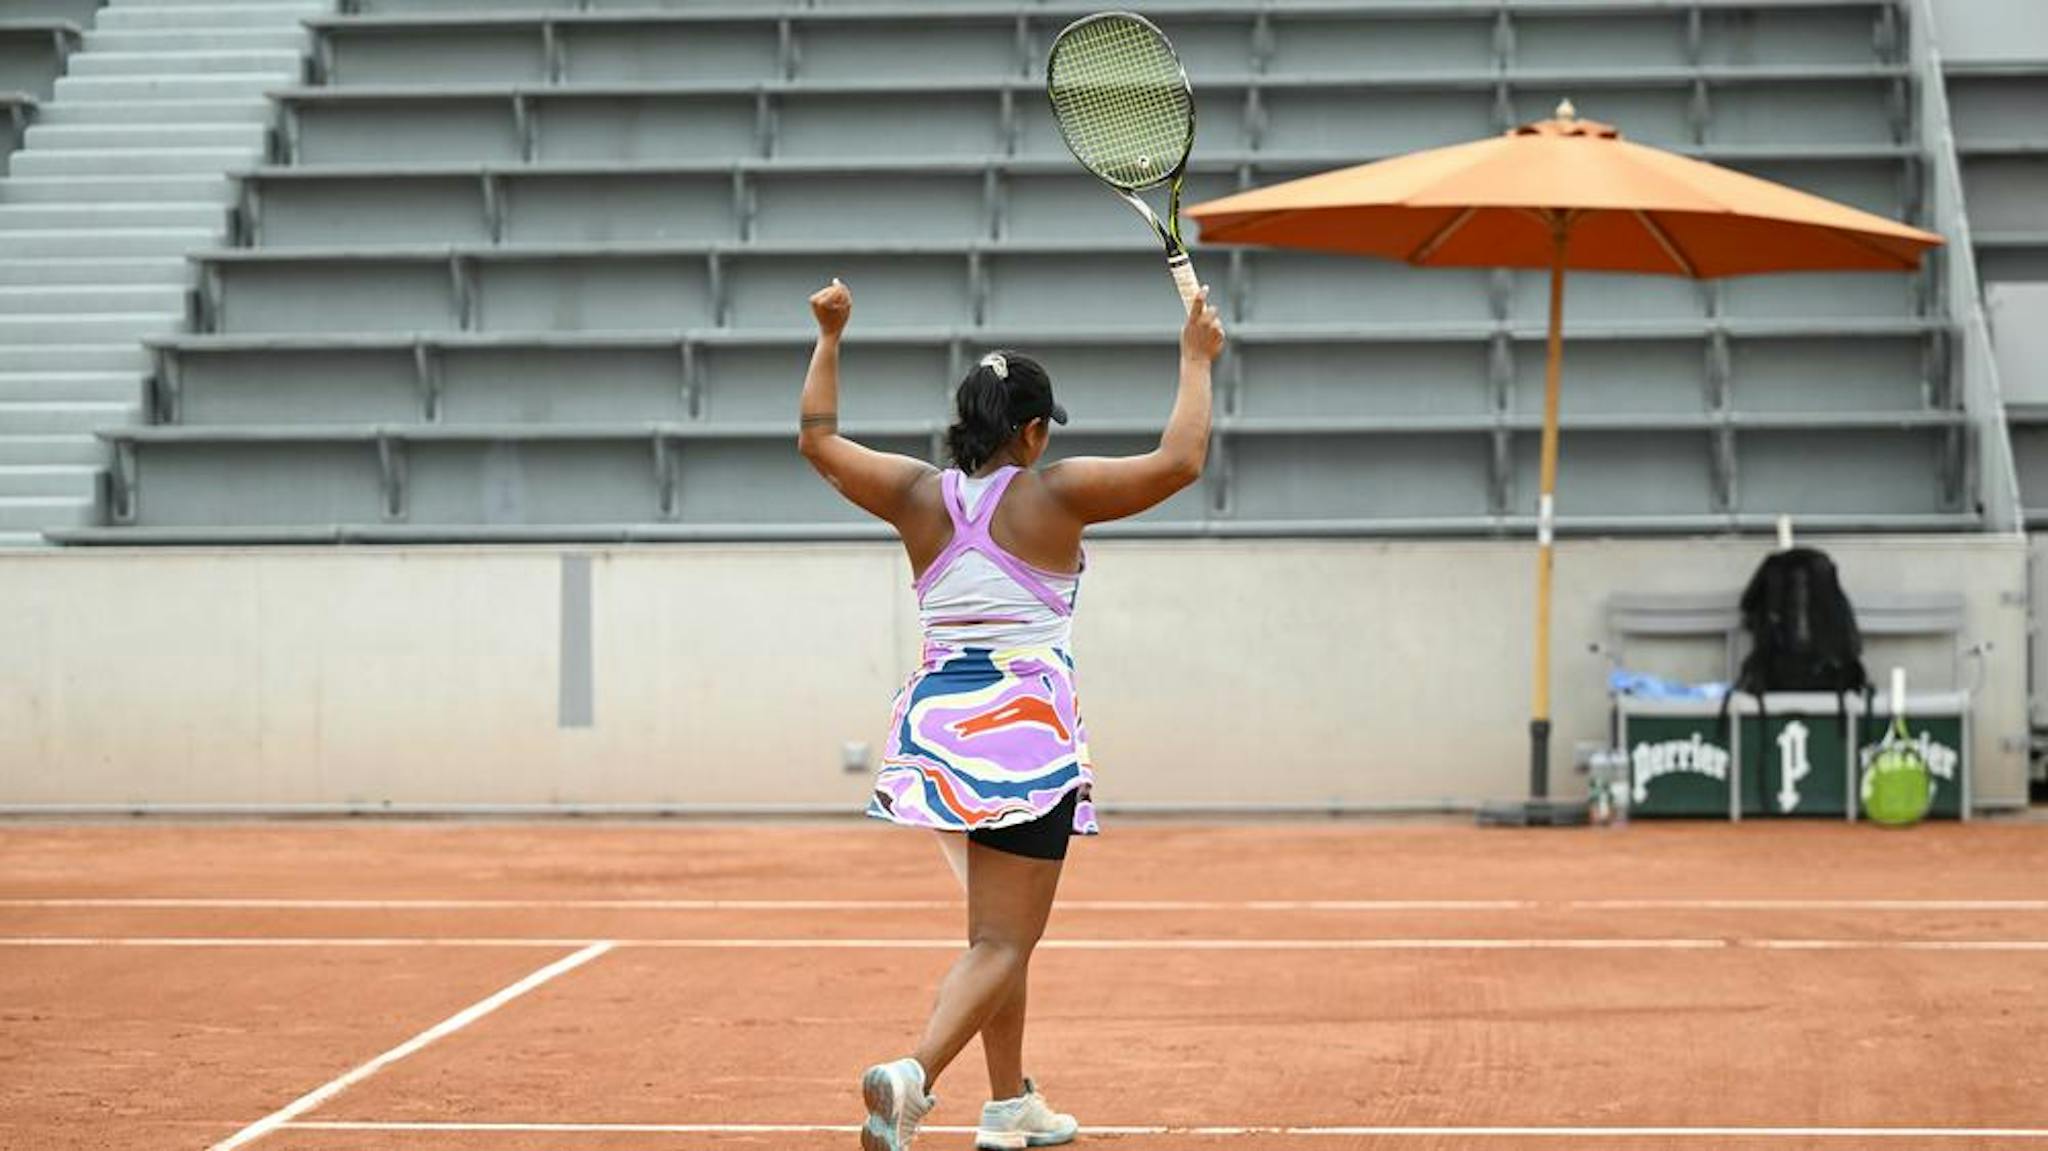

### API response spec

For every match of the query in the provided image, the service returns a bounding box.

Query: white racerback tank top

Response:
[914,468,1081,650]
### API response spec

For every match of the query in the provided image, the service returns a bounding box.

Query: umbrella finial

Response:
[1556,98,1577,122]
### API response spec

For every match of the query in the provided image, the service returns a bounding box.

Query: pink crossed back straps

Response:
[913,467,1076,619]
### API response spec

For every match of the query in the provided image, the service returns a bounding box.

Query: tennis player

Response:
[798,277,1223,1150]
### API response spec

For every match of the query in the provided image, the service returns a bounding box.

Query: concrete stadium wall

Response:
[0,537,2030,813]
[2032,535,2048,732]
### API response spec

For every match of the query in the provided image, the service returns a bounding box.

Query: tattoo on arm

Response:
[800,412,838,432]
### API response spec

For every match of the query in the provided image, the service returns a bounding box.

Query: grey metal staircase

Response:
[0,0,326,547]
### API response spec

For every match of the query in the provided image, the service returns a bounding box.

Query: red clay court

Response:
[5,820,2048,1151]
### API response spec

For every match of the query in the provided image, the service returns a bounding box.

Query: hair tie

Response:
[979,352,1008,380]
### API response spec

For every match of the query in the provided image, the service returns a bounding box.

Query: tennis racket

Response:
[1046,11,1201,309]
[1863,667,1932,827]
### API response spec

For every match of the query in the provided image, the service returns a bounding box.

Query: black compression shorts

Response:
[968,789,1080,862]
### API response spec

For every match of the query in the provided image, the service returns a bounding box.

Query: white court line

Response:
[11,935,2048,952]
[663,937,1736,951]
[1748,939,2048,952]
[285,1120,2048,1139]
[207,941,612,1151]
[0,937,602,948]
[1574,900,2048,912]
[2,898,1529,911]
[0,897,978,911]
[10,897,2048,911]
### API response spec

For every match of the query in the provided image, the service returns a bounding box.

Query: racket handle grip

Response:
[1168,252,1201,311]
[1891,666,1907,717]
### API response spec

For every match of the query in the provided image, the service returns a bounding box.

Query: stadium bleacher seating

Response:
[0,18,79,105]
[31,1,1990,542]
[1952,64,2048,288]
[0,91,31,167]
[0,16,82,168]
[5,0,103,26]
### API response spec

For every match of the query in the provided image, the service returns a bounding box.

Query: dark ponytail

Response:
[945,360,1016,473]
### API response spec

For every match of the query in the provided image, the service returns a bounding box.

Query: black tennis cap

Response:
[975,350,1067,427]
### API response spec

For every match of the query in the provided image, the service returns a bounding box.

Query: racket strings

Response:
[1048,17,1191,190]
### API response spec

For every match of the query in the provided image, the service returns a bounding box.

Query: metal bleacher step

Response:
[0,345,155,373]
[52,74,290,104]
[0,203,229,232]
[0,465,101,499]
[0,257,192,287]
[0,175,236,205]
[0,496,98,532]
[25,123,270,151]
[69,50,306,79]
[0,285,189,315]
[111,0,321,8]
[11,149,262,178]
[0,402,143,436]
[0,228,217,258]
[0,314,182,346]
[0,436,104,467]
[37,99,274,126]
[0,373,148,404]
[84,29,311,54]
[97,6,328,31]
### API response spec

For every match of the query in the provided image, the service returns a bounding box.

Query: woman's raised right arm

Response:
[797,278,934,526]
[1041,287,1226,524]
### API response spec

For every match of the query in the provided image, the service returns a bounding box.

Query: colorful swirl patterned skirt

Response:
[869,642,1099,836]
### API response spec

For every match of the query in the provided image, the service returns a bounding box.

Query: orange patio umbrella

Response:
[1186,102,1943,823]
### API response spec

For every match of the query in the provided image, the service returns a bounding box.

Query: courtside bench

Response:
[1605,590,1973,820]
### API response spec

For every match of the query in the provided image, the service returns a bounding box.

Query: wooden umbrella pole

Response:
[1529,220,1568,800]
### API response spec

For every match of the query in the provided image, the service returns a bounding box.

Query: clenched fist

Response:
[810,278,851,339]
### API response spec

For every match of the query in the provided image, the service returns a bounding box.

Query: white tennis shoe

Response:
[861,1057,937,1151]
[975,1077,1079,1149]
